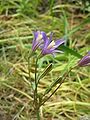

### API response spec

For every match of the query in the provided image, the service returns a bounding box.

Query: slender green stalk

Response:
[34,57,41,119]
[34,58,38,105]
[27,52,41,119]
[37,108,40,120]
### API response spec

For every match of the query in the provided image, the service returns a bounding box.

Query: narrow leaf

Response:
[59,45,82,58]
[38,63,52,83]
[44,76,62,95]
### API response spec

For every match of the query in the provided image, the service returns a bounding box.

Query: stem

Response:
[34,58,41,119]
[37,108,40,120]
[27,52,41,119]
[34,53,42,106]
[34,59,37,104]
[40,66,77,106]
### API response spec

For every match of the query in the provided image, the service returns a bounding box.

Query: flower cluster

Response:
[32,31,65,56]
[32,30,90,67]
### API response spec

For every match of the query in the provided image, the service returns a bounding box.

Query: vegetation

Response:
[0,0,90,120]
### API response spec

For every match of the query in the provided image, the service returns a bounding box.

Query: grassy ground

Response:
[0,0,90,120]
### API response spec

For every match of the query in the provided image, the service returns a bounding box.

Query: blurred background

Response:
[0,0,90,120]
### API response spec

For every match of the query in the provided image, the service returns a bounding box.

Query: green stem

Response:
[37,108,40,120]
[34,59,37,105]
[27,52,41,119]
[34,57,42,120]
[34,58,41,120]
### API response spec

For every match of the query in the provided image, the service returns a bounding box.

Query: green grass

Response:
[0,0,90,120]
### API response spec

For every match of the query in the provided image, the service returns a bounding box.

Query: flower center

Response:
[47,41,55,49]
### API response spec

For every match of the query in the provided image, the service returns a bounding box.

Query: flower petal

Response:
[78,51,90,67]
[55,39,65,48]
[32,31,39,50]
[42,48,54,55]
[32,31,39,45]
[32,31,47,51]
[40,31,65,56]
[41,31,47,41]
[43,38,50,49]
[78,56,90,66]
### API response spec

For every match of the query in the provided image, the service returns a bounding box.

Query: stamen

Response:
[47,41,55,49]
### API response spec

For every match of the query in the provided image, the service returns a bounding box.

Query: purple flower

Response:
[41,32,65,56]
[78,51,90,67]
[32,31,46,51]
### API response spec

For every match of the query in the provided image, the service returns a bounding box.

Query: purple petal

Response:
[43,32,53,49]
[41,31,47,41]
[87,51,90,55]
[32,31,47,51]
[42,48,53,55]
[43,38,50,49]
[78,56,90,66]
[32,31,40,43]
[78,51,90,67]
[55,39,65,48]
[32,31,40,50]
[40,32,65,56]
